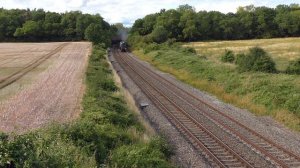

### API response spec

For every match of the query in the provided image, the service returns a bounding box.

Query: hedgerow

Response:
[0,45,173,167]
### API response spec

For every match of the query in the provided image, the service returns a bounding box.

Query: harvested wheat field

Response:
[0,42,91,133]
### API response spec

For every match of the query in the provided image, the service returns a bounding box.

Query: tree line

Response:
[130,4,300,43]
[0,8,116,45]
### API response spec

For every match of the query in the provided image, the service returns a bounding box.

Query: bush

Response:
[221,50,235,63]
[144,43,160,54]
[182,47,196,54]
[110,137,173,168]
[165,38,176,46]
[286,58,300,74]
[236,47,276,73]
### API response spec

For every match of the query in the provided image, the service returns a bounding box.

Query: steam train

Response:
[111,35,128,52]
[119,41,128,52]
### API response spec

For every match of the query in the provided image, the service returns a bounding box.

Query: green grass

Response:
[184,37,300,71]
[133,41,300,131]
[0,45,173,167]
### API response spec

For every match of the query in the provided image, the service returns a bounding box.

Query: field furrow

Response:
[0,42,91,133]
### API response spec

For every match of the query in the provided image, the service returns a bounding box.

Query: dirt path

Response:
[0,42,91,133]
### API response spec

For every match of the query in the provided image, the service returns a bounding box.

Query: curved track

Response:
[0,43,68,89]
[112,49,300,168]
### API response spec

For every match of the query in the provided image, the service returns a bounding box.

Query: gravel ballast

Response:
[109,51,300,167]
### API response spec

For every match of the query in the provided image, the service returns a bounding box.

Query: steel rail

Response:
[122,51,300,167]
[113,50,254,168]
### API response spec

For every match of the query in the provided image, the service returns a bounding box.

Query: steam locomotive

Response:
[119,41,128,52]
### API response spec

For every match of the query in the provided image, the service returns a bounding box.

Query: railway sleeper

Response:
[209,147,227,152]
[277,154,292,159]
[188,128,204,134]
[204,143,220,147]
[181,121,196,125]
[215,151,232,156]
[218,155,236,159]
[287,162,300,167]
[266,149,281,154]
[201,140,217,145]
[221,159,240,164]
[223,162,245,168]
[194,133,207,137]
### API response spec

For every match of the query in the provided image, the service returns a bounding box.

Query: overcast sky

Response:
[1,0,299,26]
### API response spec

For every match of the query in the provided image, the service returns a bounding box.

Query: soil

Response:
[0,42,91,133]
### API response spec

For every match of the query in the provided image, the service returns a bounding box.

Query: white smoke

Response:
[118,29,128,41]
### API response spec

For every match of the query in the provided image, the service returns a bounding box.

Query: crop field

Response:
[184,37,300,71]
[0,42,91,133]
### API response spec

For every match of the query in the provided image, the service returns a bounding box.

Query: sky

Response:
[0,0,299,26]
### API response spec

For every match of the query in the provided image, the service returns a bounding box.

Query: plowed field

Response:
[0,42,91,133]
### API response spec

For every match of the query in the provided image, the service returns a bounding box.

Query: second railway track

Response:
[112,49,300,168]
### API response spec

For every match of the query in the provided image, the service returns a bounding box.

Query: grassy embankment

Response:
[133,38,300,131]
[185,38,300,71]
[0,45,173,168]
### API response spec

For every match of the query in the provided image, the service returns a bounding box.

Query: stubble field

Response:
[0,42,91,133]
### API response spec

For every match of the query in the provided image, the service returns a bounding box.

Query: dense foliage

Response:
[0,45,173,167]
[110,138,173,168]
[129,4,300,44]
[0,8,114,45]
[286,58,300,74]
[221,50,235,63]
[236,47,276,73]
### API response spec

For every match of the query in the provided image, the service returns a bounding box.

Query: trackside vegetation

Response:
[286,58,300,74]
[0,45,173,167]
[128,3,300,131]
[235,47,276,73]
[221,50,235,63]
[129,42,300,131]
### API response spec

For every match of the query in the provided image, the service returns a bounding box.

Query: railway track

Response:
[0,43,68,89]
[112,49,300,168]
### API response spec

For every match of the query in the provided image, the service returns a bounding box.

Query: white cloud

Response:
[0,0,298,26]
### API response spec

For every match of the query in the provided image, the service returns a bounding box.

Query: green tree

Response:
[151,26,168,43]
[142,14,159,35]
[131,19,144,35]
[220,13,243,39]
[237,6,258,38]
[255,7,278,38]
[0,13,8,40]
[61,11,81,39]
[85,23,110,45]
[44,12,62,39]
[14,20,43,40]
[177,4,195,13]
[31,8,45,21]
[179,10,199,41]
[155,9,181,39]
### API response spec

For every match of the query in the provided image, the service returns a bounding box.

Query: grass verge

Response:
[0,45,173,167]
[133,44,300,131]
